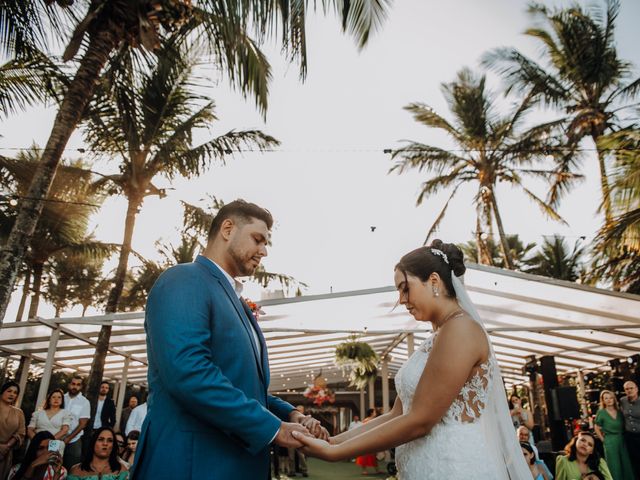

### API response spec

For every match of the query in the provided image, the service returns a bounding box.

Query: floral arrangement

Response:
[335,335,379,390]
[303,372,335,406]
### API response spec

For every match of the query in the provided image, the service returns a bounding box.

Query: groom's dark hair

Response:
[208,199,273,241]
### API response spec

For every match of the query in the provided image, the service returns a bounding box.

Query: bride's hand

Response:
[292,431,340,461]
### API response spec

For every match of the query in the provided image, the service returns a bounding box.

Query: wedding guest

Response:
[355,409,382,475]
[63,376,91,471]
[620,381,640,477]
[0,381,26,479]
[348,415,362,431]
[510,393,534,444]
[92,382,116,431]
[121,431,138,467]
[67,427,128,480]
[517,427,553,479]
[118,396,137,433]
[594,390,634,480]
[520,442,550,480]
[555,431,613,480]
[8,430,67,480]
[114,432,128,468]
[124,402,146,436]
[28,389,72,440]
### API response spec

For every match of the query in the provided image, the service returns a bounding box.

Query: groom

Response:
[132,200,323,479]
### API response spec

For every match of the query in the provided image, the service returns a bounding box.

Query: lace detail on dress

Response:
[394,333,502,480]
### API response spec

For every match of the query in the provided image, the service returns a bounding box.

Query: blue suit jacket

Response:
[131,256,294,479]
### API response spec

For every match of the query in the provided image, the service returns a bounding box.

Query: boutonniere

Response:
[243,298,265,320]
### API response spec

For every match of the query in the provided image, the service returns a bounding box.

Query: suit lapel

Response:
[195,256,265,382]
[240,299,270,382]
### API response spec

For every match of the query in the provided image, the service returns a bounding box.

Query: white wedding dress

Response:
[394,332,504,480]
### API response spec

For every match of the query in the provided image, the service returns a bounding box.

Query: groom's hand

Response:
[290,410,328,439]
[274,422,312,448]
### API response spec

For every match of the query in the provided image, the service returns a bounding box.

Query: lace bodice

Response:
[395,333,493,424]
[394,332,503,480]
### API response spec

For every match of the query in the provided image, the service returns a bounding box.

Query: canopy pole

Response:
[368,377,375,411]
[381,358,390,413]
[35,327,60,408]
[407,333,415,356]
[16,356,31,408]
[359,389,365,418]
[115,357,130,430]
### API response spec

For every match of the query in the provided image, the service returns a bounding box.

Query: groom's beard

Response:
[229,244,258,276]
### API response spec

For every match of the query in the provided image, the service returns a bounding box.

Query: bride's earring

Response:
[432,286,439,297]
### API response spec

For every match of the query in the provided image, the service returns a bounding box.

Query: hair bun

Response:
[429,239,466,277]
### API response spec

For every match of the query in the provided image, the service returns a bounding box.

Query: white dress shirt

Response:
[125,402,148,435]
[63,392,91,443]
[205,258,262,356]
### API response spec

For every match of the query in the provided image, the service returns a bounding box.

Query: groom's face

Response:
[227,218,269,276]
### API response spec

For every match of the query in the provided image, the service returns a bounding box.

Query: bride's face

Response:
[394,269,434,322]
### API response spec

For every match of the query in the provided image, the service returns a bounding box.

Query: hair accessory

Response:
[430,248,449,264]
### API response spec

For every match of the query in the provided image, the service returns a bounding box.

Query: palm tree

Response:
[0,150,115,319]
[70,260,111,317]
[0,0,390,324]
[523,235,585,281]
[80,40,283,413]
[591,128,640,291]
[483,0,640,225]
[460,235,536,270]
[391,68,573,269]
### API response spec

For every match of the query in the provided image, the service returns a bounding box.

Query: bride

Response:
[293,240,531,479]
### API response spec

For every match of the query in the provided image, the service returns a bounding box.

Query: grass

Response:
[277,458,391,480]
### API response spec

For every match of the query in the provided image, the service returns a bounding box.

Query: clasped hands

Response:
[274,410,330,449]
[274,410,339,461]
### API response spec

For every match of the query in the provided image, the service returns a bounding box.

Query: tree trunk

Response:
[85,197,141,428]
[592,133,613,226]
[0,29,119,325]
[475,216,492,265]
[82,305,88,317]
[27,262,44,319]
[489,189,514,270]
[15,269,31,322]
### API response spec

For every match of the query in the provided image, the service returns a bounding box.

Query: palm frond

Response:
[422,183,462,245]
[390,143,469,175]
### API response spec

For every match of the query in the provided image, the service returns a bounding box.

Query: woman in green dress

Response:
[66,427,128,480]
[555,431,613,480]
[595,390,634,480]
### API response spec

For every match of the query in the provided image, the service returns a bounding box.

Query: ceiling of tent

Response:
[1,264,638,391]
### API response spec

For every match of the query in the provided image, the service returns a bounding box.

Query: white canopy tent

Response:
[1,264,639,420]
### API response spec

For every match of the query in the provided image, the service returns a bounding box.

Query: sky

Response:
[2,0,640,319]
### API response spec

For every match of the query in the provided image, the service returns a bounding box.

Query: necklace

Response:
[434,309,464,331]
[90,461,111,479]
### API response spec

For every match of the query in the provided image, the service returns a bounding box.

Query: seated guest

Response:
[517,426,553,479]
[114,432,128,468]
[8,430,67,480]
[28,389,72,440]
[67,427,128,479]
[0,381,26,480]
[521,442,551,480]
[122,431,139,467]
[555,431,613,480]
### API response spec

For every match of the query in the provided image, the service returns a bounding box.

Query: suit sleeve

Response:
[267,395,295,421]
[146,268,281,455]
[106,399,116,428]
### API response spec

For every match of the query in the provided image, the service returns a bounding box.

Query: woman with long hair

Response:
[555,431,613,480]
[27,389,71,440]
[67,427,128,479]
[8,430,66,480]
[0,381,26,479]
[594,390,634,480]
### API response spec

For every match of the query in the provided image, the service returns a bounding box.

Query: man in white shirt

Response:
[63,375,91,470]
[125,401,148,435]
[348,415,362,431]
